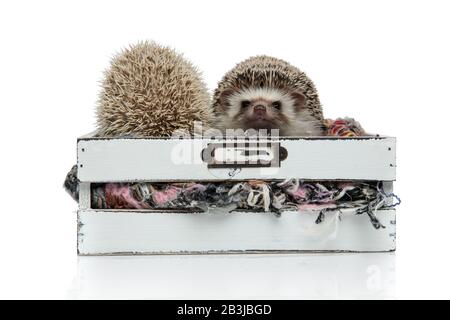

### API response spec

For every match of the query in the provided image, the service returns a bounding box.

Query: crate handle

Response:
[201,142,288,168]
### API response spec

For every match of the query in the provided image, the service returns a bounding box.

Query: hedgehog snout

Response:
[253,105,267,116]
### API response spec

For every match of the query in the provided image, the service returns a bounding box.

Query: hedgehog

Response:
[97,41,213,137]
[212,55,325,136]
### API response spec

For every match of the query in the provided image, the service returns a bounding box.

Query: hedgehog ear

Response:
[217,89,235,111]
[291,91,306,112]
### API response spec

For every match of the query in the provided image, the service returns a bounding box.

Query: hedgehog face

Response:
[219,87,315,135]
[227,87,297,130]
[213,55,326,136]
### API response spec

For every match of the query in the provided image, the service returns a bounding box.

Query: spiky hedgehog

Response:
[97,41,213,137]
[212,55,325,136]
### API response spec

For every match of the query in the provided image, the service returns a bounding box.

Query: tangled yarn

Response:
[64,165,79,201]
[90,180,400,229]
[324,118,366,137]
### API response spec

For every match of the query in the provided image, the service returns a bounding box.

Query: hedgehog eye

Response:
[272,101,282,110]
[241,100,251,108]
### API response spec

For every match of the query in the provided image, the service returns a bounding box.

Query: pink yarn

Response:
[105,183,149,209]
[184,184,207,193]
[289,187,308,200]
[152,186,180,206]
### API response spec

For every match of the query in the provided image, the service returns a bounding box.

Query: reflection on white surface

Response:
[69,253,395,299]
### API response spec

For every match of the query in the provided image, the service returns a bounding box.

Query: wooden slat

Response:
[77,137,396,182]
[77,209,396,255]
[78,182,91,210]
[75,252,395,299]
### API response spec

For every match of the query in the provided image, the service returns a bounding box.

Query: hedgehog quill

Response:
[213,56,325,136]
[97,41,213,137]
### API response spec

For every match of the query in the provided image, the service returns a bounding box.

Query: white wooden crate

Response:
[76,134,396,255]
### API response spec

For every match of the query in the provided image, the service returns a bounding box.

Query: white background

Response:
[0,0,449,299]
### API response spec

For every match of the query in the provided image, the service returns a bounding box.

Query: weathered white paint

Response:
[77,136,396,182]
[74,253,396,299]
[77,209,396,255]
[383,181,394,206]
[75,132,397,256]
[78,182,91,210]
